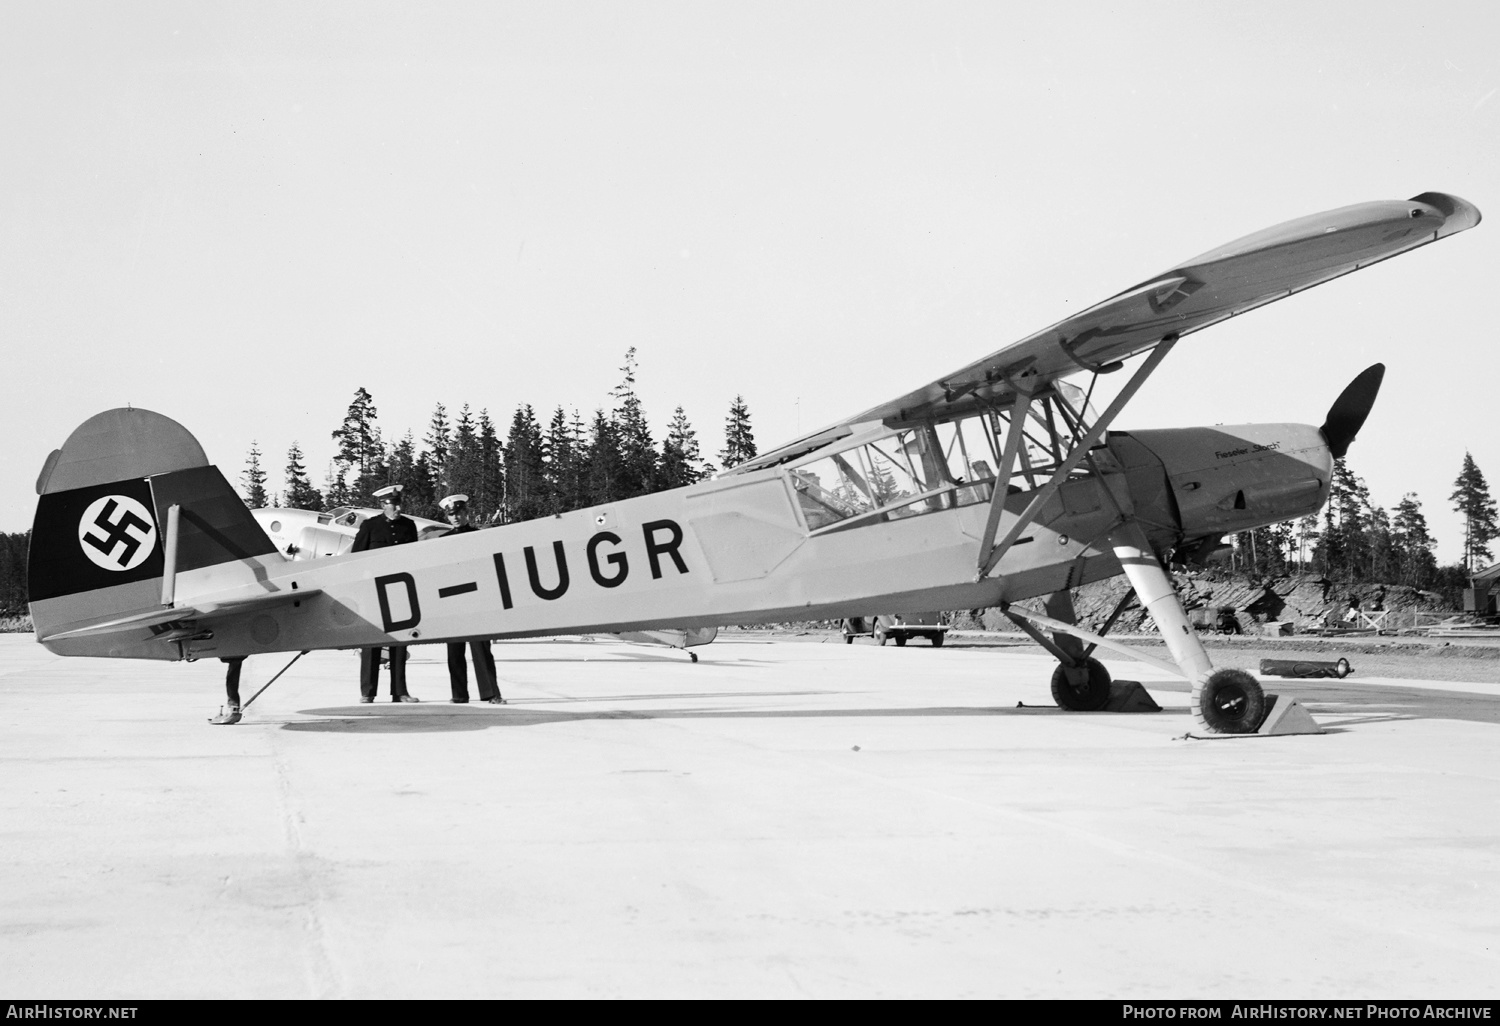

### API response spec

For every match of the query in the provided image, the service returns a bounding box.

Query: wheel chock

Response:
[1103,680,1161,712]
[1256,694,1324,735]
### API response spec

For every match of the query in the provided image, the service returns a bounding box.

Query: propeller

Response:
[1319,363,1385,459]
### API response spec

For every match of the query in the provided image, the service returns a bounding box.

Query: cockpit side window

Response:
[790,418,1000,531]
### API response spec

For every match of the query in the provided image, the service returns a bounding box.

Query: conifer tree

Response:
[503,404,547,523]
[1294,514,1320,572]
[424,403,451,483]
[569,410,593,509]
[544,406,583,514]
[445,404,478,498]
[611,348,657,498]
[283,442,323,511]
[586,409,622,506]
[323,463,351,510]
[1392,493,1437,588]
[1450,451,1499,573]
[720,395,757,470]
[659,406,713,489]
[1318,458,1375,583]
[0,531,28,615]
[387,432,439,519]
[331,387,384,503]
[474,409,505,524]
[241,442,269,509]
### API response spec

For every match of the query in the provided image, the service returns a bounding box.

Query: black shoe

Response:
[450,699,469,704]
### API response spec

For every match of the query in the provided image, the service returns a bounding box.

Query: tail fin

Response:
[28,408,279,653]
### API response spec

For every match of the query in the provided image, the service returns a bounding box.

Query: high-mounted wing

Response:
[737,191,1479,473]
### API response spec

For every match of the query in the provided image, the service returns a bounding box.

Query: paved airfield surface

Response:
[2,632,1497,999]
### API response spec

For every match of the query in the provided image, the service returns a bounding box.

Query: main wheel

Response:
[1050,657,1112,711]
[844,633,855,645]
[1198,669,1266,733]
[894,633,907,647]
[931,632,944,648]
[874,624,887,646]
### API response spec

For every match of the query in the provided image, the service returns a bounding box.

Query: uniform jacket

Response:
[352,513,418,551]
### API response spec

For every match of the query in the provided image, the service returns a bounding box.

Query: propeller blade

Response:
[1320,363,1385,459]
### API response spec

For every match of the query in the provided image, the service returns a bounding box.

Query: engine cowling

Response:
[1108,423,1331,550]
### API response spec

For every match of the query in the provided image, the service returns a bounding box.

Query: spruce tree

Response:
[544,407,581,514]
[659,406,713,489]
[424,403,451,484]
[611,347,657,498]
[720,395,757,470]
[323,463,351,510]
[283,442,324,511]
[586,409,623,506]
[1450,451,1499,572]
[387,432,439,519]
[444,405,478,503]
[569,410,592,510]
[503,405,547,522]
[241,442,269,509]
[475,409,505,524]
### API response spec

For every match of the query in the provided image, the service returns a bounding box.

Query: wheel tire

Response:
[844,633,854,645]
[1198,669,1266,734]
[932,633,944,648]
[1049,658,1112,711]
[894,633,907,647]
[874,625,887,646]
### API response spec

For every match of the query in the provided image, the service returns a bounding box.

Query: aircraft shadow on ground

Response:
[279,703,1191,734]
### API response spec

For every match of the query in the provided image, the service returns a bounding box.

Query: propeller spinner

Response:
[1320,363,1385,459]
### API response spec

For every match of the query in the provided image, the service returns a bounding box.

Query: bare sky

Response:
[2,1,1496,561]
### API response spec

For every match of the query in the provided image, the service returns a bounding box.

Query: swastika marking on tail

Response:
[78,495,157,571]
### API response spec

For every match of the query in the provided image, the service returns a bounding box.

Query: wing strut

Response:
[975,336,1177,580]
[970,368,1041,572]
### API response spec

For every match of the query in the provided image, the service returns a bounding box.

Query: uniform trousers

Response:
[221,656,245,706]
[447,640,500,702]
[360,646,411,699]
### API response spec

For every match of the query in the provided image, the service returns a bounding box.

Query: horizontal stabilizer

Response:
[38,587,321,643]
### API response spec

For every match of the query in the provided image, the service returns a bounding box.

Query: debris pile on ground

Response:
[944,572,1456,637]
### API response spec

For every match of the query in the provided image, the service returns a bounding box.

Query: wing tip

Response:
[1409,192,1482,235]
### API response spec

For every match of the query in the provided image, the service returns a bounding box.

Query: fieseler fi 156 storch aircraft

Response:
[27,192,1480,733]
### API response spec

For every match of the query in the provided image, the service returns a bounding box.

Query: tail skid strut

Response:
[242,650,309,712]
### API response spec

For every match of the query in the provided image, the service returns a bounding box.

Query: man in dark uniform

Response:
[438,493,505,705]
[354,484,420,703]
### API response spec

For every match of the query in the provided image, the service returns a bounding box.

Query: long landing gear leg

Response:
[1108,521,1266,734]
